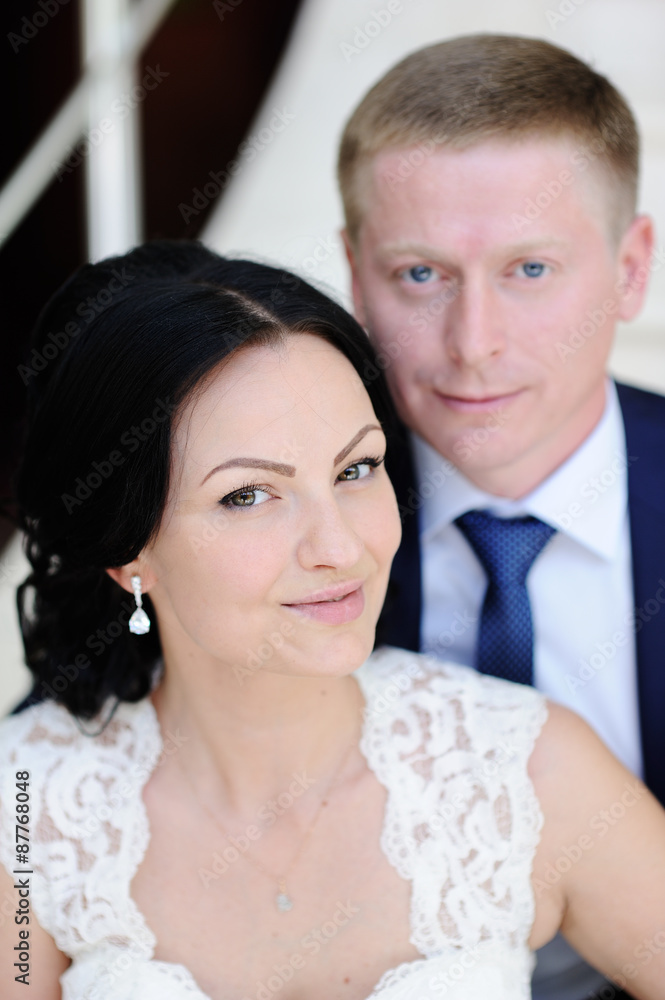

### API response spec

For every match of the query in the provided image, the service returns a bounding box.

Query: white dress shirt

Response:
[415,380,643,779]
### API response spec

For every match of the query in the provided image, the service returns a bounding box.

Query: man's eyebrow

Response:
[500,237,571,255]
[376,237,571,260]
[376,241,443,259]
[200,424,383,486]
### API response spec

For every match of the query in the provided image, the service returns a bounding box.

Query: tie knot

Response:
[454,510,556,587]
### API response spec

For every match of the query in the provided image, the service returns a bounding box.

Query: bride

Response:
[0,241,663,1000]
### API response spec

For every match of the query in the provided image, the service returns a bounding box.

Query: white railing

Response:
[0,0,176,261]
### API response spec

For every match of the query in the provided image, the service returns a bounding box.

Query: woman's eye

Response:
[337,457,383,482]
[220,487,272,508]
[518,261,548,279]
[400,264,437,284]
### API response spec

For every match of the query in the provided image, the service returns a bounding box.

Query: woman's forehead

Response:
[170,335,375,478]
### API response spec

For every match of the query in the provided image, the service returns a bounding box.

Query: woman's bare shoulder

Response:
[528,701,665,996]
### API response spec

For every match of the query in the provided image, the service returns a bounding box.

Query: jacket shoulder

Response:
[616,380,665,426]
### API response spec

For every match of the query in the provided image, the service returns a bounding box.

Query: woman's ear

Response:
[105,563,156,595]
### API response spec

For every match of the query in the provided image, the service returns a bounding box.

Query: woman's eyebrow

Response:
[201,457,296,485]
[201,423,383,486]
[334,423,383,465]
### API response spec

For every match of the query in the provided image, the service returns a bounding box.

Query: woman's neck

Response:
[151,652,365,821]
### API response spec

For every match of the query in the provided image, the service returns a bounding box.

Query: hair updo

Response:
[15,240,396,719]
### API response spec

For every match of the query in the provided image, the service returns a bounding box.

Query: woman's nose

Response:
[296,498,364,572]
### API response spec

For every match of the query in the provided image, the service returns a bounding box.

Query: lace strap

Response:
[0,698,162,958]
[357,647,547,956]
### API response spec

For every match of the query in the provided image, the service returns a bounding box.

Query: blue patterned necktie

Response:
[454,510,557,685]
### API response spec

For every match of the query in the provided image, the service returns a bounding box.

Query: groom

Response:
[338,34,665,1000]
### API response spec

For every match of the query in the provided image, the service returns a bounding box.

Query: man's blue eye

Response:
[521,261,546,278]
[406,265,434,283]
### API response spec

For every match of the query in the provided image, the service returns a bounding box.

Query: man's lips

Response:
[283,581,365,625]
[433,388,524,414]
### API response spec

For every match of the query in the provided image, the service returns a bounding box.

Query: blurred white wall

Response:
[0,535,31,715]
[2,0,664,715]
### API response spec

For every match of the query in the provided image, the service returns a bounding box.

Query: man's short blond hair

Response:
[338,34,639,243]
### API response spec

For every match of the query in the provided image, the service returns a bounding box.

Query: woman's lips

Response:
[434,389,523,413]
[283,586,365,625]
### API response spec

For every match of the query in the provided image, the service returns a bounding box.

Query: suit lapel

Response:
[617,382,665,806]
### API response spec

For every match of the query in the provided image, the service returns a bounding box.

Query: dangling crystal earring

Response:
[128,575,151,634]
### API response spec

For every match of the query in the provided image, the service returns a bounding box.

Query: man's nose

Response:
[443,278,506,367]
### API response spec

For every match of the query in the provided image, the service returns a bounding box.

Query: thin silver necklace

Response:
[180,740,355,912]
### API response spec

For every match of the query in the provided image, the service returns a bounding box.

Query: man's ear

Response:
[616,214,655,321]
[105,563,156,595]
[341,228,368,329]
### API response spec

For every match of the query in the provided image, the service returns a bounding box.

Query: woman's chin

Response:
[260,628,376,682]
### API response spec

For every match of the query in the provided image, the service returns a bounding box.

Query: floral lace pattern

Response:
[0,648,547,999]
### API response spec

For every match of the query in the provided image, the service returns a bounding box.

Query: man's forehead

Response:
[358,136,617,248]
[368,135,594,192]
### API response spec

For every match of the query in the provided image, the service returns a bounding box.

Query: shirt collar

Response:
[412,380,628,561]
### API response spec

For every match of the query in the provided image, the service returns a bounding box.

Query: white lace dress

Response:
[0,647,547,999]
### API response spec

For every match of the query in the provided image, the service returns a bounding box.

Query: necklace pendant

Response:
[276,891,293,912]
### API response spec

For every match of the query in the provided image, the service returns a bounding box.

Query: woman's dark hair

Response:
[15,240,398,719]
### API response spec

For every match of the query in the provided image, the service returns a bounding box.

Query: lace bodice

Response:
[0,647,547,999]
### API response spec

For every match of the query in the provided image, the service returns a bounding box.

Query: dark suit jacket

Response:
[377,381,665,807]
